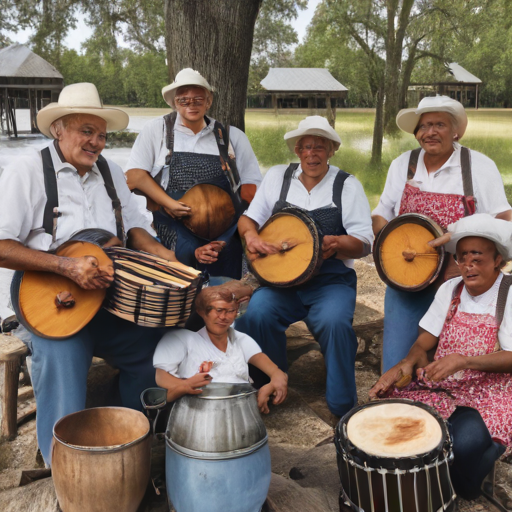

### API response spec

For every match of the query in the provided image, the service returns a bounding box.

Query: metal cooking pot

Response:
[165,382,271,512]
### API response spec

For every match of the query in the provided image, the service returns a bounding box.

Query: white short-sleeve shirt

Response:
[372,144,511,222]
[0,142,155,251]
[125,113,262,191]
[244,164,374,268]
[420,273,512,351]
[153,327,262,383]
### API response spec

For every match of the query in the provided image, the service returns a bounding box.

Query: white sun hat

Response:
[445,214,512,261]
[284,116,341,152]
[36,83,129,139]
[396,95,468,138]
[162,68,214,107]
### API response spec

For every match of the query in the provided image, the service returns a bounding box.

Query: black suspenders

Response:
[41,147,125,243]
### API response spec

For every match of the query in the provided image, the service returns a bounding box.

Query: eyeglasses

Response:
[297,143,328,154]
[175,96,206,107]
[416,122,449,133]
[209,307,238,316]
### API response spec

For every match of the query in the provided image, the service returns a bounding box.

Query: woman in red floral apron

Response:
[370,214,512,500]
[372,96,512,372]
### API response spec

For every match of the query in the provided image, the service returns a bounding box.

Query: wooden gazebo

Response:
[0,44,64,137]
[408,62,482,109]
[260,68,348,127]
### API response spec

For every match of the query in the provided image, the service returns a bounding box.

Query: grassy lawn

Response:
[245,109,512,209]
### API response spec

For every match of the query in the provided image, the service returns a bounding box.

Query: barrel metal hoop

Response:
[166,435,268,460]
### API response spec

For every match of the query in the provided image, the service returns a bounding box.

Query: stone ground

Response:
[0,259,511,511]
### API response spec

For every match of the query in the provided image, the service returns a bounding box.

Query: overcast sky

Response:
[7,0,321,53]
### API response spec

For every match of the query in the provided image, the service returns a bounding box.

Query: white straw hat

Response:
[162,68,214,107]
[284,116,341,152]
[396,95,468,138]
[445,214,512,261]
[36,83,129,139]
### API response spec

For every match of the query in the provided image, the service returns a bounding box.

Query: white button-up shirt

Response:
[372,144,511,221]
[244,164,374,269]
[125,113,262,191]
[0,142,154,251]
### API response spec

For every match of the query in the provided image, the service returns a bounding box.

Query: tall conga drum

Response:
[51,407,151,512]
[374,214,445,292]
[165,383,271,512]
[247,207,322,288]
[335,399,456,512]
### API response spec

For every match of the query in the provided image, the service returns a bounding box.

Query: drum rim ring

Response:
[335,398,452,471]
[374,213,446,292]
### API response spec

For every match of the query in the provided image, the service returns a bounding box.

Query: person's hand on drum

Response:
[322,235,339,259]
[369,360,414,399]
[163,198,191,219]
[195,241,226,265]
[421,354,467,382]
[60,255,114,289]
[244,232,281,262]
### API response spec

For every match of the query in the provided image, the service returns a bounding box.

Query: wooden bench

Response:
[0,333,28,440]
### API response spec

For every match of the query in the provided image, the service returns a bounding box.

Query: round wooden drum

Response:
[11,241,112,340]
[335,399,456,512]
[247,207,322,288]
[180,184,236,240]
[374,213,445,292]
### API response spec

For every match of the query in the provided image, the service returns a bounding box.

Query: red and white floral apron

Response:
[398,147,476,230]
[393,283,512,456]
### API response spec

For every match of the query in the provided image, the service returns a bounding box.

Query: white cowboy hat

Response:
[36,83,129,139]
[445,214,512,261]
[396,95,468,138]
[162,68,214,107]
[284,116,341,152]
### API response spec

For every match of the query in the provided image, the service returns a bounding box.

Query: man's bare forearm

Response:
[0,239,66,273]
[127,228,177,261]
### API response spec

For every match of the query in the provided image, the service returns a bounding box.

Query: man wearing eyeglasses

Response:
[236,116,374,419]
[125,68,261,282]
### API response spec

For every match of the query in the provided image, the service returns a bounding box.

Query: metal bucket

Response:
[51,407,151,512]
[165,383,271,512]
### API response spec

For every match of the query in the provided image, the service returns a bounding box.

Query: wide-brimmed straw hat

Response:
[36,83,129,139]
[162,68,214,107]
[284,116,341,152]
[396,95,468,138]
[445,214,512,261]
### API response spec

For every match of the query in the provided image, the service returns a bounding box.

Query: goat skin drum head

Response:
[346,403,443,457]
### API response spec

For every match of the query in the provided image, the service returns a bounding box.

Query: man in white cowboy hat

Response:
[125,68,261,283]
[235,116,374,418]
[0,82,178,465]
[372,95,512,373]
[370,213,512,501]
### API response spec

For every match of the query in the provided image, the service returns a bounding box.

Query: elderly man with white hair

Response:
[125,68,261,282]
[0,82,177,465]
[370,214,512,501]
[236,116,374,419]
[372,96,512,372]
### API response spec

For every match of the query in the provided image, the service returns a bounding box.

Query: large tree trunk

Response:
[371,83,384,168]
[164,0,263,131]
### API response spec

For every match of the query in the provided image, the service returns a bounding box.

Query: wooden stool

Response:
[0,333,28,440]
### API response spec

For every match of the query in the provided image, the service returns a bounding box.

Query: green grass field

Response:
[245,109,512,209]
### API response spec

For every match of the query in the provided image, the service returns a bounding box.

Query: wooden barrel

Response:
[374,213,445,292]
[11,241,112,339]
[247,207,322,288]
[51,407,151,512]
[180,184,236,240]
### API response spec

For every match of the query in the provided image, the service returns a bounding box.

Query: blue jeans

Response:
[382,286,437,372]
[29,309,166,465]
[236,272,358,417]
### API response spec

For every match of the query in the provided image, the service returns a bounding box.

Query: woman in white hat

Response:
[125,68,262,282]
[372,96,512,372]
[0,82,177,465]
[370,214,512,500]
[235,116,374,419]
